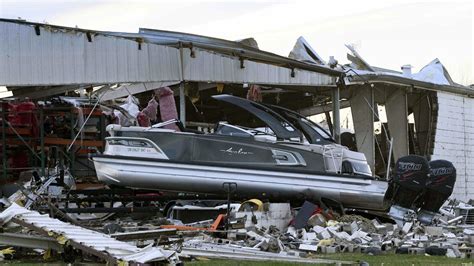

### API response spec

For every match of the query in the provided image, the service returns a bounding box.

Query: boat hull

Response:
[93,155,389,211]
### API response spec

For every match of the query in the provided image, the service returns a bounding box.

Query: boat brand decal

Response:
[430,167,454,176]
[398,162,422,171]
[220,147,254,155]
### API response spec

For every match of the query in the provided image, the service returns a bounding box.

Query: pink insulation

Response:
[157,87,180,131]
[246,84,262,102]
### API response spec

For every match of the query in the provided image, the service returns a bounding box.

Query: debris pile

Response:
[172,200,474,261]
[1,176,474,264]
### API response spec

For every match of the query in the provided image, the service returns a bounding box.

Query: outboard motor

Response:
[418,160,456,224]
[387,155,430,225]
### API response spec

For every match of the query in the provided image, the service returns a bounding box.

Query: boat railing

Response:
[150,119,180,129]
[322,145,344,173]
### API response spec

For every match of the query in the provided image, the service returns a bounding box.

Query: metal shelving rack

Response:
[0,101,105,183]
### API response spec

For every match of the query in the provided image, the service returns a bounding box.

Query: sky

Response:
[0,0,473,85]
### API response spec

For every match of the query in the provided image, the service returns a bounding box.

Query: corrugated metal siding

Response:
[182,49,335,86]
[0,21,182,86]
[0,203,174,263]
[432,92,474,201]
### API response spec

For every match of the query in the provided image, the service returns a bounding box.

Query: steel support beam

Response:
[111,228,177,241]
[179,82,186,124]
[0,233,63,251]
[332,87,341,143]
[298,100,350,117]
[12,85,82,99]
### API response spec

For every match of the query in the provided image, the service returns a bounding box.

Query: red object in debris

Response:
[10,152,28,170]
[5,102,20,125]
[159,214,226,232]
[210,214,226,231]
[6,100,38,136]
[16,100,36,125]
[137,112,150,127]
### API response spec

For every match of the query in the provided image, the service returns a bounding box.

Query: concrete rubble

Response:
[1,180,474,264]
[172,200,474,261]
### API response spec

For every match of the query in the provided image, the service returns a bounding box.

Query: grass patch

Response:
[187,253,474,266]
[320,253,473,265]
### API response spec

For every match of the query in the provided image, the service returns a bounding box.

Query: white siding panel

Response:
[0,21,181,86]
[183,48,334,86]
[1,21,336,88]
[0,23,6,82]
[116,40,128,82]
[432,92,474,202]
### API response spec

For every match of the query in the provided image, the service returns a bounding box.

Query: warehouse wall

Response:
[182,48,336,86]
[0,21,182,86]
[432,92,474,201]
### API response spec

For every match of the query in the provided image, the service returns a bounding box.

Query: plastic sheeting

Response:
[114,95,140,126]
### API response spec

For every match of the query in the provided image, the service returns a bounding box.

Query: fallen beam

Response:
[181,242,355,264]
[111,229,177,241]
[0,233,63,251]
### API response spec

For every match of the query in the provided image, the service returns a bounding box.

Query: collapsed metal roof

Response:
[0,18,340,99]
[108,28,341,76]
[288,39,474,97]
[342,47,474,96]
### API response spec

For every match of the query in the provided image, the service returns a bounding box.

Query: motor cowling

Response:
[388,155,430,209]
[420,160,456,212]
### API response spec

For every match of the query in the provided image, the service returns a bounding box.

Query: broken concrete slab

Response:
[350,221,359,234]
[299,243,318,252]
[425,226,443,237]
[402,222,413,234]
[303,232,318,242]
[318,229,331,240]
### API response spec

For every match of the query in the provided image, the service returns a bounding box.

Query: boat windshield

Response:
[266,104,335,144]
[212,95,302,141]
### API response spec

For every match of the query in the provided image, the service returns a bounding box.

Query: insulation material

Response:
[137,112,150,127]
[246,85,262,102]
[138,98,159,127]
[157,87,179,131]
[114,95,139,126]
[142,98,159,122]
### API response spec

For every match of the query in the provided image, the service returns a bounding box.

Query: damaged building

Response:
[0,18,474,264]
